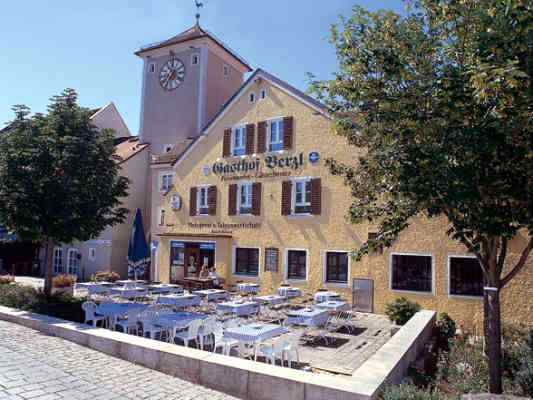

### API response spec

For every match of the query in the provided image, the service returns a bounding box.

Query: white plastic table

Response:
[155,312,207,330]
[223,323,288,360]
[277,287,302,298]
[315,301,350,312]
[253,295,286,305]
[147,284,183,294]
[314,291,342,303]
[110,286,147,299]
[157,293,201,308]
[216,301,259,316]
[237,283,260,294]
[75,282,113,295]
[285,308,329,327]
[193,289,229,301]
[96,302,147,328]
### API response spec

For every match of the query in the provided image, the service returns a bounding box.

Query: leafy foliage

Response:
[52,274,76,288]
[385,297,421,325]
[0,275,14,285]
[91,271,120,282]
[436,313,456,351]
[381,384,446,400]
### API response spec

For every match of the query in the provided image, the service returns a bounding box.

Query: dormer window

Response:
[231,126,246,156]
[192,54,200,65]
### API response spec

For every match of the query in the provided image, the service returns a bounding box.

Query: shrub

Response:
[515,330,533,397]
[436,313,456,351]
[381,384,446,400]
[385,297,421,326]
[0,275,14,285]
[52,274,76,288]
[92,271,120,282]
[0,283,39,310]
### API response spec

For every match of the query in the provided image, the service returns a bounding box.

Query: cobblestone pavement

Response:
[0,320,238,400]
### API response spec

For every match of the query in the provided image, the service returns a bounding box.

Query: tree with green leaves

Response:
[310,0,532,394]
[0,89,129,295]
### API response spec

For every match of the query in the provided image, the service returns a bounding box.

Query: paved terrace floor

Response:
[0,320,237,400]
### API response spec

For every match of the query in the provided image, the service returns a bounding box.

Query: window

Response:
[268,119,284,152]
[197,186,209,215]
[260,89,267,100]
[163,144,173,153]
[223,64,229,76]
[293,178,312,214]
[249,92,256,103]
[237,183,252,215]
[192,54,199,65]
[325,252,349,284]
[53,248,63,274]
[231,126,246,156]
[67,249,80,276]
[149,63,155,73]
[391,253,433,293]
[235,247,259,276]
[158,208,166,226]
[449,256,484,297]
[160,173,173,192]
[287,249,307,280]
[88,248,96,262]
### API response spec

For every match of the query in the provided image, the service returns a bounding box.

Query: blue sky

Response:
[0,0,404,134]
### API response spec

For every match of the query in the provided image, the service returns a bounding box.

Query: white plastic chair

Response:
[138,309,165,340]
[210,322,239,356]
[198,317,217,350]
[283,333,302,368]
[256,338,285,366]
[174,319,203,348]
[82,301,106,328]
[115,308,140,335]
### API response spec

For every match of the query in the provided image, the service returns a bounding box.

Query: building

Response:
[145,55,532,327]
[48,103,150,280]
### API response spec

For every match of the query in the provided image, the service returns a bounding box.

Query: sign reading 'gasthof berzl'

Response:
[212,152,305,176]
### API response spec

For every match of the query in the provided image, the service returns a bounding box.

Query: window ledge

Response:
[286,278,308,284]
[324,282,349,288]
[232,274,260,278]
[287,214,313,219]
[448,294,483,301]
[390,289,434,296]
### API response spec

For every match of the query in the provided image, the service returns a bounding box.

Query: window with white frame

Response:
[231,126,246,156]
[391,253,433,293]
[237,182,253,215]
[88,248,96,262]
[191,54,199,65]
[325,251,348,284]
[268,119,284,152]
[158,208,166,226]
[67,249,80,276]
[293,178,312,214]
[197,186,209,215]
[160,173,173,192]
[235,247,259,276]
[449,256,484,297]
[53,248,63,274]
[287,249,307,280]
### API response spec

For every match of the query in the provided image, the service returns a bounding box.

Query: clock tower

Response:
[135,23,252,155]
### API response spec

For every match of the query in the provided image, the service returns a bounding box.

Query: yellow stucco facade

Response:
[151,71,533,330]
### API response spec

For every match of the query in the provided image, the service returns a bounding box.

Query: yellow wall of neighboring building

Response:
[151,76,533,330]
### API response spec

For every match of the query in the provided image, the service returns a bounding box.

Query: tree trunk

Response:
[42,238,53,296]
[484,287,503,394]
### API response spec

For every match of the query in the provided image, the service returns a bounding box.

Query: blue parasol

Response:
[127,209,150,280]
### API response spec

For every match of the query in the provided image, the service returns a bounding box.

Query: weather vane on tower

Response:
[194,1,203,26]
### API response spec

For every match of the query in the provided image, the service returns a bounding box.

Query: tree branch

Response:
[497,237,508,276]
[501,236,533,288]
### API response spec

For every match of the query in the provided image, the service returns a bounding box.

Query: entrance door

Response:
[184,247,201,277]
[352,278,374,313]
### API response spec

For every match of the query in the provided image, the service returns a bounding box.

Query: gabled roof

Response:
[152,137,199,166]
[172,69,330,168]
[113,137,149,165]
[135,23,252,72]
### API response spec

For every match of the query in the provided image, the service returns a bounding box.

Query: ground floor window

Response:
[287,249,307,280]
[169,241,215,282]
[325,251,348,284]
[53,247,63,274]
[67,249,80,276]
[235,247,259,276]
[449,256,484,297]
[391,253,432,293]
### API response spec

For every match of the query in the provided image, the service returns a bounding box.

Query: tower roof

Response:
[135,24,252,71]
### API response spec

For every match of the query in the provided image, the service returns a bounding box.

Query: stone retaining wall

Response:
[0,306,435,400]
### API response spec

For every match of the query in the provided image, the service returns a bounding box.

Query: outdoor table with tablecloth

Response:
[146,284,183,294]
[116,280,147,286]
[314,291,342,303]
[237,283,260,294]
[193,289,229,301]
[216,301,259,316]
[285,308,329,327]
[75,282,114,295]
[110,286,148,299]
[253,295,286,305]
[277,287,302,298]
[157,293,201,308]
[96,302,148,328]
[315,301,350,312]
[224,323,288,360]
[154,312,207,331]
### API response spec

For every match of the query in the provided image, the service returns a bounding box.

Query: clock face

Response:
[159,58,185,91]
